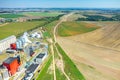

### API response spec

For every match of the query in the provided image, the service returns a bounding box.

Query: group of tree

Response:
[76,14,120,21]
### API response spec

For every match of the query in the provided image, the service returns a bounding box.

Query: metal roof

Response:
[26,64,39,73]
[4,57,17,64]
[0,35,16,43]
[36,53,45,59]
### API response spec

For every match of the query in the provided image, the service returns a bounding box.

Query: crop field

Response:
[58,21,99,37]
[0,13,25,18]
[23,12,63,17]
[0,21,46,39]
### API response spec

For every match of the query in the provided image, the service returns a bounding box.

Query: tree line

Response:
[76,14,120,21]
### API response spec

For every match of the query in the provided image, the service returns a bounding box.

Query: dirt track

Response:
[52,13,73,80]
[0,23,8,27]
[57,37,120,80]
[55,14,120,80]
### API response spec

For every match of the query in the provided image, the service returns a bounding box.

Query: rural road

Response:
[0,23,8,27]
[52,13,73,80]
[55,46,71,80]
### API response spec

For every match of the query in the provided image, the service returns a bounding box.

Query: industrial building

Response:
[16,32,31,49]
[23,64,39,80]
[3,57,20,75]
[0,35,16,53]
[35,53,47,64]
[26,64,39,74]
[0,30,48,80]
[30,32,43,39]
[0,18,5,23]
[0,65,9,80]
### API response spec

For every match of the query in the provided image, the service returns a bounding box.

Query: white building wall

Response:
[0,35,16,52]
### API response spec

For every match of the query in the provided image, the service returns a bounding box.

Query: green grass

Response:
[58,21,99,37]
[45,21,58,33]
[0,13,25,18]
[23,12,63,17]
[45,21,58,37]
[43,31,51,38]
[56,67,67,80]
[56,43,85,80]
[37,56,53,80]
[0,21,46,39]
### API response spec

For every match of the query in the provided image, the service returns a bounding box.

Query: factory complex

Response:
[0,30,48,80]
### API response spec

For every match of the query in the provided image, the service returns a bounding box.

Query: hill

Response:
[57,21,120,80]
[67,22,120,51]
[58,21,99,37]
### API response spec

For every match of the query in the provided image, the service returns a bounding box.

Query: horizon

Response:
[0,7,120,9]
[0,0,120,8]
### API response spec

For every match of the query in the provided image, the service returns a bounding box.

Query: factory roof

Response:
[0,35,16,43]
[3,57,17,64]
[26,64,39,73]
[36,53,45,59]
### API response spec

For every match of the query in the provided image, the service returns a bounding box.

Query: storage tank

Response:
[19,40,23,47]
[21,38,26,44]
[16,40,23,49]
[16,41,20,49]
[19,38,24,46]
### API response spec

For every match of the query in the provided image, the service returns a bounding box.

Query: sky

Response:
[0,0,120,8]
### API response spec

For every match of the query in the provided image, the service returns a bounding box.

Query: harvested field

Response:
[67,22,120,51]
[57,37,120,80]
[56,21,120,80]
[67,14,86,21]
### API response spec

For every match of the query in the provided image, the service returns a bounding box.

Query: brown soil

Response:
[57,37,120,80]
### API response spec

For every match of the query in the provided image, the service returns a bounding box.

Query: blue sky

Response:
[0,0,120,8]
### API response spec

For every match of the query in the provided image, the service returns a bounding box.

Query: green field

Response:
[45,21,58,33]
[0,13,25,18]
[43,31,51,38]
[56,43,85,80]
[45,21,58,37]
[56,67,67,80]
[37,56,53,80]
[23,12,63,17]
[58,21,99,37]
[0,21,46,39]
